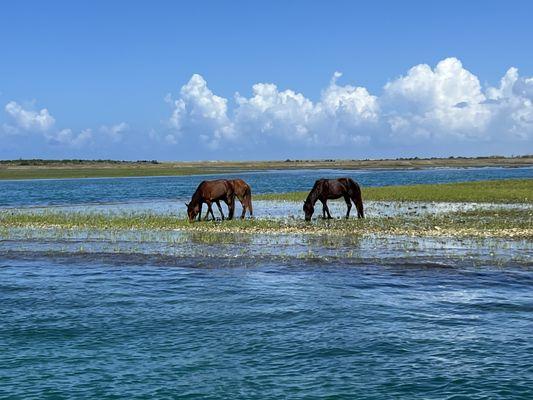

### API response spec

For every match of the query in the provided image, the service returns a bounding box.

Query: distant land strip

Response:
[0,155,532,180]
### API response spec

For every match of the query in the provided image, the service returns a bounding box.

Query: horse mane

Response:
[189,181,206,207]
[305,179,325,206]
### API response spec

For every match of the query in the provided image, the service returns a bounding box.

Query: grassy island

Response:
[0,156,531,180]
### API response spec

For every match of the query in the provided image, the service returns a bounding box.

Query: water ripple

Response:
[1,255,533,398]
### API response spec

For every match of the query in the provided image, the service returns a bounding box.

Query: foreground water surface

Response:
[1,254,532,399]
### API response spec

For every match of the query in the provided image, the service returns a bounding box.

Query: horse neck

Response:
[305,186,319,206]
[190,190,203,206]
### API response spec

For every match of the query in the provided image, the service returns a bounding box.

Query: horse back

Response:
[322,178,360,200]
[198,179,234,201]
[338,178,362,203]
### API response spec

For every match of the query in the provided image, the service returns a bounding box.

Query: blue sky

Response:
[1,1,532,160]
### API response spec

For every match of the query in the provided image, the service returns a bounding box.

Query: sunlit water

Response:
[1,255,532,399]
[1,167,532,398]
[1,166,532,208]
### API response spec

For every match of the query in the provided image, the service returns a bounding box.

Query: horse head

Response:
[186,202,199,222]
[303,200,314,222]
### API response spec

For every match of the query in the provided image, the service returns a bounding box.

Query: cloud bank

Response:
[165,57,532,155]
[2,102,127,149]
[2,57,532,159]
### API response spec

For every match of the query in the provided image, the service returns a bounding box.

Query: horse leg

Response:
[344,195,352,219]
[357,200,364,219]
[197,203,203,221]
[204,201,213,221]
[322,204,326,219]
[326,203,333,219]
[216,200,225,220]
[238,196,246,219]
[321,199,333,219]
[355,201,365,219]
[247,195,253,218]
[227,194,235,220]
[352,195,364,219]
[348,183,365,219]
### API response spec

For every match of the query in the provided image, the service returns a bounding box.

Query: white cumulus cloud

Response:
[167,72,378,148]
[166,74,234,148]
[234,82,316,141]
[2,100,94,148]
[381,58,491,139]
[45,128,92,147]
[164,58,533,153]
[100,122,129,142]
[4,101,56,132]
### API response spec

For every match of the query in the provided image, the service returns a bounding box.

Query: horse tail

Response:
[226,180,236,220]
[244,185,253,217]
[347,178,364,219]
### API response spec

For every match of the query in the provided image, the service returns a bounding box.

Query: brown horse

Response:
[232,179,253,219]
[217,179,253,219]
[186,180,235,222]
[303,178,364,221]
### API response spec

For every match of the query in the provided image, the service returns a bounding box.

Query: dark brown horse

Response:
[186,180,235,222]
[303,178,364,221]
[217,179,253,219]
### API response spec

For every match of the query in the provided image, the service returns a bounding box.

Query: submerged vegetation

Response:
[256,179,533,204]
[0,179,531,243]
[1,208,531,239]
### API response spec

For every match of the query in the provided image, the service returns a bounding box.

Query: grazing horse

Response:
[186,180,235,222]
[217,179,253,219]
[303,178,364,221]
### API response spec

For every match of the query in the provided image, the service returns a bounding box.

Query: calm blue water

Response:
[0,167,531,207]
[1,255,532,399]
[1,168,532,398]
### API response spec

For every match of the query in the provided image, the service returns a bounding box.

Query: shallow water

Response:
[1,166,532,208]
[4,199,531,225]
[2,228,531,263]
[1,254,532,399]
[1,166,532,398]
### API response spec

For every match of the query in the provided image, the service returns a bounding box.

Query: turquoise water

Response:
[1,166,532,207]
[1,167,532,398]
[1,255,532,399]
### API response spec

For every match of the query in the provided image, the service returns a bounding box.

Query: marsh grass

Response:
[1,157,531,180]
[1,208,531,239]
[0,166,221,180]
[256,179,533,203]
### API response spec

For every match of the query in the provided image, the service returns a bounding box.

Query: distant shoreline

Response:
[1,156,532,180]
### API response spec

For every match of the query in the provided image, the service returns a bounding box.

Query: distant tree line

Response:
[283,155,532,163]
[1,155,531,166]
[0,159,160,166]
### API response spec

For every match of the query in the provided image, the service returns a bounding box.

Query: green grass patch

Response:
[0,166,228,180]
[256,179,533,203]
[1,208,531,239]
[1,156,531,180]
